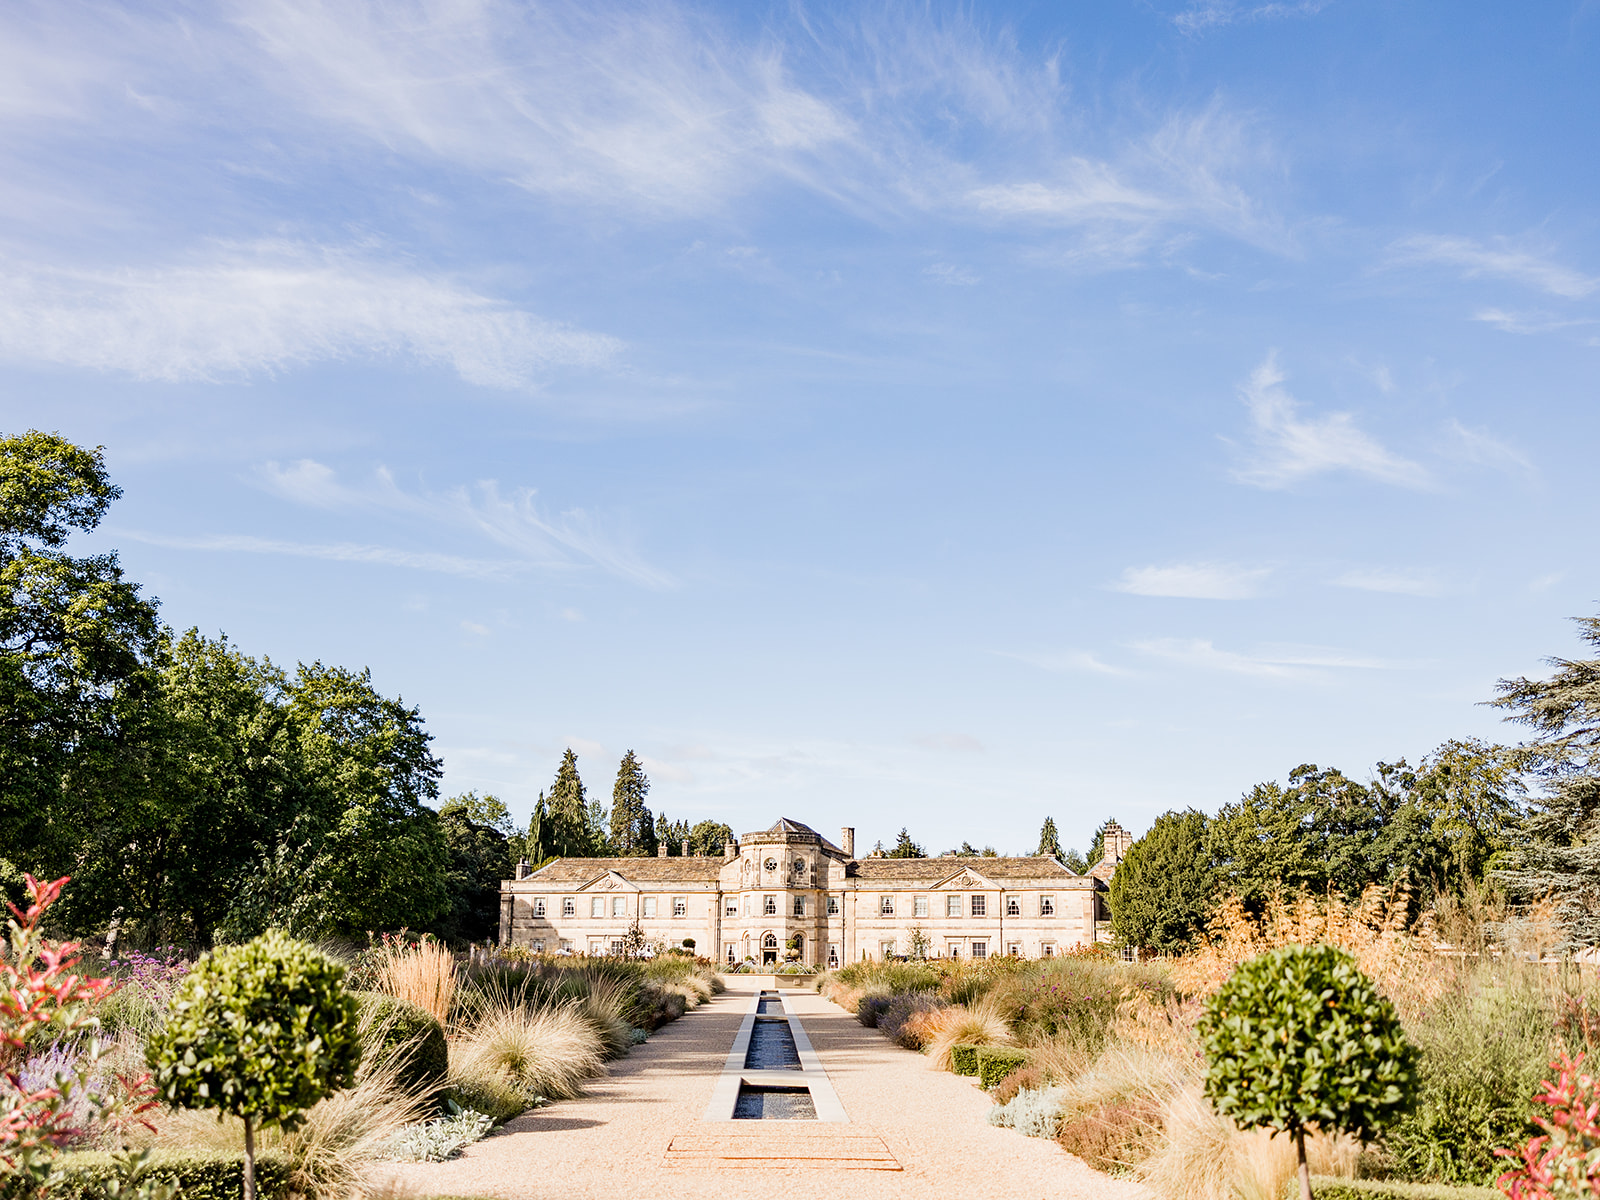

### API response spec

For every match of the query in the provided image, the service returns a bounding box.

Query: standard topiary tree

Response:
[1198,943,1417,1200]
[146,931,362,1200]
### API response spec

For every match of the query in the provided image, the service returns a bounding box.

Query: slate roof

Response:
[742,816,848,855]
[848,856,1088,883]
[522,857,725,884]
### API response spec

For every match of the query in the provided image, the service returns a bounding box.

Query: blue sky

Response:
[7,1,1598,856]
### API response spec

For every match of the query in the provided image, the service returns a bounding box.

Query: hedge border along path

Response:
[48,1150,294,1200]
[372,977,1152,1200]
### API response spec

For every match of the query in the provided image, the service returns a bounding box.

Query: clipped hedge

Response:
[353,989,449,1101]
[1299,1179,1500,1200]
[977,1047,1030,1091]
[951,1043,982,1077]
[49,1150,293,1200]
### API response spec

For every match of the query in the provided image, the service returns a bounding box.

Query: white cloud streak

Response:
[258,459,674,588]
[1333,569,1443,597]
[1391,235,1598,298]
[1133,637,1401,678]
[1114,562,1270,599]
[1472,308,1597,336]
[994,649,1130,676]
[0,243,620,387]
[1230,354,1430,490]
[115,530,521,580]
[1173,1,1332,34]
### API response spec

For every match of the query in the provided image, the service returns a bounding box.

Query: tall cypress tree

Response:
[1036,816,1063,859]
[546,749,590,858]
[609,751,652,855]
[1493,613,1600,944]
[655,811,674,854]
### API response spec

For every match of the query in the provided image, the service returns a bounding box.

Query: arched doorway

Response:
[762,932,778,966]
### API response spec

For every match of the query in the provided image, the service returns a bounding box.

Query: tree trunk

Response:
[240,1113,256,1200]
[1295,1126,1312,1200]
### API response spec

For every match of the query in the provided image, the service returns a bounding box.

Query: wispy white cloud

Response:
[234,0,856,216]
[968,104,1284,254]
[1441,419,1536,477]
[923,263,979,285]
[995,649,1130,676]
[1391,235,1598,298]
[0,243,619,387]
[913,732,985,753]
[1133,637,1402,678]
[1229,354,1431,490]
[1333,568,1443,597]
[114,530,521,580]
[258,459,674,588]
[1114,562,1270,599]
[1173,1,1332,33]
[1472,308,1597,335]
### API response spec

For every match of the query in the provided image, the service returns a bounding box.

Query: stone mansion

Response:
[498,817,1133,969]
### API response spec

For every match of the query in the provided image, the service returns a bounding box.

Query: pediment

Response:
[576,870,639,892]
[932,867,996,890]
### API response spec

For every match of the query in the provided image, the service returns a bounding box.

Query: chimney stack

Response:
[657,843,667,857]
[840,827,855,858]
[682,839,691,857]
[516,860,531,880]
[723,841,736,860]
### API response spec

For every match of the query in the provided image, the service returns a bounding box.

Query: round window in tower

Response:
[764,857,778,872]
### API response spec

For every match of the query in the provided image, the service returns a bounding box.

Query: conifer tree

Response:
[546,749,590,858]
[522,792,548,863]
[1036,816,1063,859]
[887,827,926,858]
[1493,613,1600,944]
[655,811,673,854]
[609,751,652,855]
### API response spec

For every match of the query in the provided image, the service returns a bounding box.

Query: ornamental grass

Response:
[372,938,457,1027]
[450,999,605,1102]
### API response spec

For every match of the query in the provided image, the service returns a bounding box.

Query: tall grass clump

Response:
[372,938,456,1026]
[452,1000,605,1102]
[924,994,1014,1071]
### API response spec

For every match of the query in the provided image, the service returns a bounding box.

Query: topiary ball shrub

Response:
[146,931,362,1200]
[978,1047,1031,1091]
[352,991,449,1104]
[1199,943,1418,1200]
[950,1043,982,1077]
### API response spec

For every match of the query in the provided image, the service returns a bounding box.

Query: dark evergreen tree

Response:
[1088,819,1112,867]
[1493,614,1600,944]
[1036,816,1063,859]
[431,793,515,943]
[546,748,590,858]
[1061,847,1089,873]
[887,827,926,858]
[655,810,674,854]
[609,750,652,855]
[1109,809,1215,954]
[585,797,611,855]
[521,791,548,864]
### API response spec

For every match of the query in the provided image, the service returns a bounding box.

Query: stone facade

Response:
[498,816,1122,968]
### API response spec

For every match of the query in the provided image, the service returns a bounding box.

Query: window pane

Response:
[1006,897,1020,917]
[562,897,575,917]
[613,897,626,917]
[1041,895,1055,916]
[673,897,687,917]
[591,897,604,918]
[972,941,987,959]
[914,896,928,917]
[827,895,839,915]
[971,896,987,917]
[947,895,961,917]
[643,897,656,917]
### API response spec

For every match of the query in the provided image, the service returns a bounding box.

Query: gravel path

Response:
[375,979,1151,1200]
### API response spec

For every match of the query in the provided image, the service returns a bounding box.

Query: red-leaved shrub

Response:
[1497,1052,1600,1199]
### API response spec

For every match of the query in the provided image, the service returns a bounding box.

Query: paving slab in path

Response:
[375,978,1152,1200]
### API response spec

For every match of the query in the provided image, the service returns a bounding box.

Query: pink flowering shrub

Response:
[1497,1052,1600,1199]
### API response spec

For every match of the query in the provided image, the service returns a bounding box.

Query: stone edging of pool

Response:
[701,989,848,1123]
